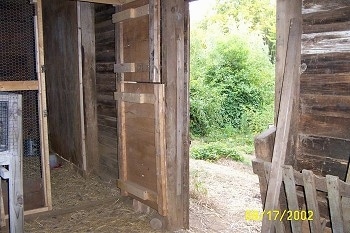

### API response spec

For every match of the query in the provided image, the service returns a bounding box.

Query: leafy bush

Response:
[190,141,244,162]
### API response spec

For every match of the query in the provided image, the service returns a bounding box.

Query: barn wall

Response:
[94,4,118,180]
[296,0,350,180]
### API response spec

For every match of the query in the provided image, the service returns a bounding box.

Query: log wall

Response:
[296,0,350,180]
[95,4,118,180]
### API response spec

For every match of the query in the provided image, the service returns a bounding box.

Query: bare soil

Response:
[23,158,262,232]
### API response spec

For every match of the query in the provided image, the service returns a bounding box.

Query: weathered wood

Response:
[301,94,350,119]
[43,0,85,171]
[296,153,347,180]
[262,18,302,233]
[303,22,350,34]
[114,63,149,73]
[300,73,350,96]
[302,31,350,54]
[275,0,302,122]
[112,4,149,23]
[162,0,189,230]
[303,6,350,25]
[0,81,38,91]
[114,92,155,103]
[326,175,344,233]
[75,0,136,5]
[118,180,157,202]
[81,2,99,174]
[298,134,350,161]
[302,170,322,233]
[149,0,160,82]
[282,165,302,233]
[301,52,350,75]
[35,0,52,210]
[299,114,350,140]
[254,126,276,162]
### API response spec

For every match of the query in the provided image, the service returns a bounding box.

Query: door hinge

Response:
[40,65,46,73]
[43,110,48,117]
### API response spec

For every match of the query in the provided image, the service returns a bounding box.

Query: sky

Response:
[189,0,215,24]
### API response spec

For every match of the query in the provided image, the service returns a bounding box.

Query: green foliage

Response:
[189,0,276,161]
[190,141,244,162]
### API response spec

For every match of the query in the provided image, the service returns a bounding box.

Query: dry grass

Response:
[22,158,262,233]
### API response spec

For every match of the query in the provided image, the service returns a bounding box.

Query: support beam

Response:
[262,18,302,232]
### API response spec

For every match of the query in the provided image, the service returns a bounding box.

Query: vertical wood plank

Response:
[183,0,190,228]
[154,84,167,215]
[115,6,128,196]
[282,165,302,233]
[326,175,344,233]
[302,170,322,233]
[35,0,52,210]
[81,2,99,174]
[262,18,302,233]
[342,163,350,232]
[9,95,24,233]
[162,0,189,230]
[149,0,160,82]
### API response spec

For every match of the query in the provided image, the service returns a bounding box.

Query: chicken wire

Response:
[0,0,42,181]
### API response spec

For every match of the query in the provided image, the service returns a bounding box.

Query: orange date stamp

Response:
[245,210,314,221]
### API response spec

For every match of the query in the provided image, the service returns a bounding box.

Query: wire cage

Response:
[0,0,48,213]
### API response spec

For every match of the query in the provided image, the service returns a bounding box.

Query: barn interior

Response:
[1,0,350,232]
[1,0,189,231]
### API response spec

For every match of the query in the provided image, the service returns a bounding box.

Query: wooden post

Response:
[35,0,52,210]
[161,0,190,230]
[261,18,302,232]
[80,2,99,174]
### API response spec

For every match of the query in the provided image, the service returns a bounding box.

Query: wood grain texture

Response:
[262,17,302,233]
[162,0,189,230]
[43,0,84,170]
[254,127,276,162]
[95,4,118,181]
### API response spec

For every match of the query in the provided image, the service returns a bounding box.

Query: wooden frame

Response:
[35,0,52,211]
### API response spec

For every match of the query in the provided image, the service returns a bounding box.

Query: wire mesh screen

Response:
[0,0,42,181]
[0,101,9,152]
[0,0,36,81]
[0,93,21,155]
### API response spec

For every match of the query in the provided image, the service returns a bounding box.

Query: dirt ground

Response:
[23,158,262,232]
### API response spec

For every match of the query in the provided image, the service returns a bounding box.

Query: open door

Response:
[113,0,167,215]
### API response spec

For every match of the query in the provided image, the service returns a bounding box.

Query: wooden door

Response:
[113,0,167,215]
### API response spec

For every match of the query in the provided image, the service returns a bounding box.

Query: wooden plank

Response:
[303,6,350,25]
[0,81,39,91]
[342,153,350,232]
[182,1,190,227]
[296,153,347,180]
[36,0,52,210]
[299,134,350,162]
[282,165,302,233]
[262,18,302,233]
[299,114,350,140]
[149,0,161,82]
[300,73,350,96]
[300,94,350,119]
[114,92,155,103]
[75,0,136,5]
[302,170,322,233]
[118,180,157,202]
[301,52,350,75]
[326,175,344,233]
[302,31,350,54]
[254,126,276,162]
[114,63,149,73]
[162,0,188,230]
[154,85,167,215]
[81,2,99,174]
[303,22,350,34]
[112,4,149,23]
[275,0,302,122]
